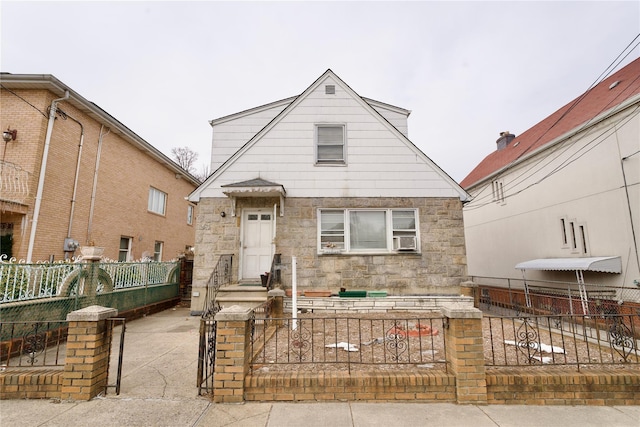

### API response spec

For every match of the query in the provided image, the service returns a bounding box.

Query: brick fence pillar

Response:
[61,305,118,401]
[441,304,487,404]
[213,305,252,403]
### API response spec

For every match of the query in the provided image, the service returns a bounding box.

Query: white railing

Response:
[0,257,178,303]
[100,261,177,289]
[0,260,81,302]
[0,160,31,204]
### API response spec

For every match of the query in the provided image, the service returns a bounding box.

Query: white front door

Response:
[241,210,273,279]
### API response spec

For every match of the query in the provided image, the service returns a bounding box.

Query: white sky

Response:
[2,1,639,182]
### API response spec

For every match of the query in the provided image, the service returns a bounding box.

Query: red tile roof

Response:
[460,57,640,189]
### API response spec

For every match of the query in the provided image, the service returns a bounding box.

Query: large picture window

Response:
[318,209,419,253]
[316,125,345,164]
[148,187,167,215]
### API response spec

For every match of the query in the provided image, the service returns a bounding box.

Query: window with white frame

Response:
[491,179,505,204]
[119,236,132,262]
[316,125,345,164]
[318,209,418,253]
[154,241,163,261]
[148,187,167,215]
[187,205,194,225]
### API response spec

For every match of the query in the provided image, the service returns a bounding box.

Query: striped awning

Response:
[515,257,622,274]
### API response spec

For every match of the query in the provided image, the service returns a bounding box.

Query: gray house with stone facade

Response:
[188,69,469,313]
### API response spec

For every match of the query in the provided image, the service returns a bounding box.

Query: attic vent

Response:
[325,85,335,95]
[609,80,620,90]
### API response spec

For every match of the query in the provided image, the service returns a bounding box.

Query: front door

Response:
[241,210,273,279]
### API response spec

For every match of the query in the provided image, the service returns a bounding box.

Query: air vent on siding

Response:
[325,85,335,94]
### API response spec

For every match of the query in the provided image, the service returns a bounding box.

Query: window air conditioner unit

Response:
[393,236,417,251]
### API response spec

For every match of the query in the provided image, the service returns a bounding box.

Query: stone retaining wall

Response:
[284,295,474,313]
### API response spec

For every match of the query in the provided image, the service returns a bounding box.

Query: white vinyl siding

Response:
[148,187,167,215]
[318,209,418,253]
[194,75,468,201]
[316,124,345,164]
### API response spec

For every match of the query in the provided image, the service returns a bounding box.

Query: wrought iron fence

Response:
[0,320,68,367]
[483,313,640,370]
[197,254,234,395]
[197,318,216,396]
[250,314,447,374]
[0,260,179,303]
[201,254,233,319]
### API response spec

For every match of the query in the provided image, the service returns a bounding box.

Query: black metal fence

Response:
[483,313,640,370]
[0,320,68,367]
[250,314,447,373]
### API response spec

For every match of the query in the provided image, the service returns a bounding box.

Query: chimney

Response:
[496,131,516,150]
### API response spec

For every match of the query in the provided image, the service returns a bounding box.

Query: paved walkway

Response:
[1,307,639,426]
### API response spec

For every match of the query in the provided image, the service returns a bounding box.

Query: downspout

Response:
[86,125,109,243]
[66,115,85,256]
[26,90,70,262]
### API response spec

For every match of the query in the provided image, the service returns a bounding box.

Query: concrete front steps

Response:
[215,283,268,310]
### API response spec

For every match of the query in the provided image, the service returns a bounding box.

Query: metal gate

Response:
[196,254,233,395]
[197,317,217,395]
[105,317,126,395]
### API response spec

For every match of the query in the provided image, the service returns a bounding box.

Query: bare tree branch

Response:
[171,146,199,173]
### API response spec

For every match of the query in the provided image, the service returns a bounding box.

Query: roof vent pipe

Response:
[496,131,516,151]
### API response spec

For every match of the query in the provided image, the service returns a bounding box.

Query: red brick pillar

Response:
[442,304,487,404]
[61,305,117,401]
[213,305,252,403]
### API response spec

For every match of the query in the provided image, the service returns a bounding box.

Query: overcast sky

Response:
[2,1,639,182]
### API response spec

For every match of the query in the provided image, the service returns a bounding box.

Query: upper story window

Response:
[148,187,167,215]
[316,125,345,165]
[561,217,589,255]
[318,209,419,253]
[491,179,505,204]
[187,205,194,225]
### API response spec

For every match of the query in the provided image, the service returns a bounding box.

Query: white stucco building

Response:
[461,58,640,307]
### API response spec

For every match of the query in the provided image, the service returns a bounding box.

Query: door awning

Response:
[514,256,622,274]
[221,178,286,216]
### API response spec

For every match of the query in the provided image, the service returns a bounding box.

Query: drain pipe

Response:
[66,115,85,257]
[26,90,70,262]
[86,125,109,244]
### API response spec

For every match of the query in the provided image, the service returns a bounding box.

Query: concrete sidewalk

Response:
[1,307,639,427]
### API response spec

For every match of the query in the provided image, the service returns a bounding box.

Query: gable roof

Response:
[190,69,468,202]
[460,57,640,189]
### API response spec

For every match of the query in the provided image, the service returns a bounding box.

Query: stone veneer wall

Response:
[191,196,467,313]
[283,295,474,313]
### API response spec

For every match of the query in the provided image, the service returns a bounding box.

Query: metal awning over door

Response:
[514,257,622,273]
[221,178,286,217]
[514,256,621,314]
